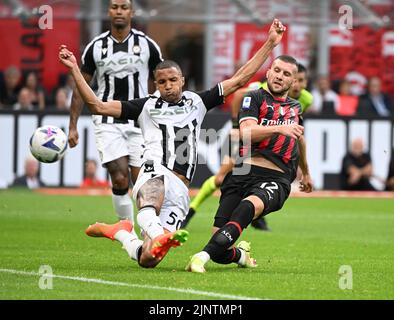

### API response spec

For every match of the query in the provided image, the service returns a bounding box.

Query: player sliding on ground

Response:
[186,55,313,273]
[59,18,286,269]
[182,63,313,231]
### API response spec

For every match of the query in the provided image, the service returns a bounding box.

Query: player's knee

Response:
[138,250,160,268]
[138,257,159,268]
[136,198,161,214]
[138,259,159,268]
[110,172,129,190]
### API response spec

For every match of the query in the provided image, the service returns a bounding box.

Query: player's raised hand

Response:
[268,19,286,46]
[59,45,77,69]
[68,127,79,148]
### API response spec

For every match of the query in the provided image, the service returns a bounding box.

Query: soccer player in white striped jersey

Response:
[68,0,162,236]
[59,18,286,269]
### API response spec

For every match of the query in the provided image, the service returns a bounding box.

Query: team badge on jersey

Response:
[144,160,154,173]
[185,98,193,107]
[132,45,141,55]
[242,97,251,109]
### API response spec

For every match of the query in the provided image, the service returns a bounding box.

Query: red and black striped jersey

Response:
[238,88,303,182]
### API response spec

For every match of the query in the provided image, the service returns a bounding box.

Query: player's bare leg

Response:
[85,157,142,258]
[138,232,164,268]
[135,176,189,267]
[136,175,165,219]
[85,217,188,268]
[136,177,178,262]
[106,157,137,234]
[129,165,141,184]
[85,219,144,262]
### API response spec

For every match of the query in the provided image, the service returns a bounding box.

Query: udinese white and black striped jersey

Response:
[119,83,225,181]
[81,28,162,127]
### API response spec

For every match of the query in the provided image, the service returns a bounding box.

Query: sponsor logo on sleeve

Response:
[242,97,251,110]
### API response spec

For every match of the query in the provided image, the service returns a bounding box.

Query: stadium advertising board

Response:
[0,111,393,190]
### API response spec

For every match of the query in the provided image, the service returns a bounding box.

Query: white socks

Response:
[113,204,163,261]
[112,193,137,237]
[112,193,134,221]
[237,249,246,266]
[195,251,210,264]
[114,230,143,261]
[137,206,164,240]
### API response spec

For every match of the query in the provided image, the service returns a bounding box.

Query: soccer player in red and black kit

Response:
[186,55,313,273]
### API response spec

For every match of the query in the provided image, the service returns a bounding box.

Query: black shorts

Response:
[214,165,291,227]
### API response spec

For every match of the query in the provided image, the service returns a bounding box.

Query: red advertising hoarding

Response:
[0,1,80,92]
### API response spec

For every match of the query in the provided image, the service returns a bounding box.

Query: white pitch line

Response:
[0,268,264,300]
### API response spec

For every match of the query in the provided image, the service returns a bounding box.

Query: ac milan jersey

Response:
[239,88,303,182]
[120,83,225,181]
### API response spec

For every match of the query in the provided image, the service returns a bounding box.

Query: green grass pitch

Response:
[1,189,393,300]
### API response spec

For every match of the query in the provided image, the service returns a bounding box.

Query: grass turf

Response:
[0,189,393,300]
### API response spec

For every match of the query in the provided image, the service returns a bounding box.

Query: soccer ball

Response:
[29,125,68,163]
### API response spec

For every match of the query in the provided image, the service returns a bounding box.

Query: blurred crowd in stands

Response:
[0,64,393,117]
[6,157,111,190]
[307,75,393,117]
[79,159,110,189]
[220,75,393,118]
[0,66,75,111]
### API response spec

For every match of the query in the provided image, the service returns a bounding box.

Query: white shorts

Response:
[132,161,190,232]
[94,122,145,168]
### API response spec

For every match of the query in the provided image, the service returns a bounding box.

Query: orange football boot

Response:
[150,230,189,260]
[85,220,132,240]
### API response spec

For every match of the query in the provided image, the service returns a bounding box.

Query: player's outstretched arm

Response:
[221,19,285,97]
[58,45,121,118]
[68,72,92,148]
